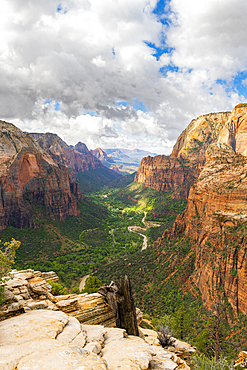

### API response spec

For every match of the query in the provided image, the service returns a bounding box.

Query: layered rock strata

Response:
[0,121,80,231]
[135,112,230,198]
[31,133,103,175]
[0,269,195,369]
[0,309,194,369]
[0,269,115,326]
[171,105,247,314]
[90,147,114,163]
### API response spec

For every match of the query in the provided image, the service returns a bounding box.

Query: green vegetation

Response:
[0,238,20,303]
[1,178,246,364]
[48,281,68,296]
[81,276,102,293]
[191,354,234,370]
[109,172,136,188]
[76,167,120,192]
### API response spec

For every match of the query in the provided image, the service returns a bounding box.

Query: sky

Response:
[0,0,247,154]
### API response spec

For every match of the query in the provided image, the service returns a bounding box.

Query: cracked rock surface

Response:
[0,310,193,369]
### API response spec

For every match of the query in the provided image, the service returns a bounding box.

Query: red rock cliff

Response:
[31,134,103,176]
[0,121,80,231]
[135,112,230,198]
[172,105,247,314]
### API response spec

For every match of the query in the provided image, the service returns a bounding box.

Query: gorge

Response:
[1,104,247,360]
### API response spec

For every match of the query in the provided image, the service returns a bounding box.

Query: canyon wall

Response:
[32,133,103,176]
[0,121,80,231]
[135,112,230,198]
[171,104,247,314]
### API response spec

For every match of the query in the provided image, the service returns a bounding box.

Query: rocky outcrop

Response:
[135,112,230,198]
[31,133,103,175]
[171,105,247,314]
[0,121,80,231]
[0,269,194,369]
[90,147,124,173]
[0,269,115,326]
[0,309,193,370]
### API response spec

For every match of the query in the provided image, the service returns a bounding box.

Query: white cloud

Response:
[0,0,247,154]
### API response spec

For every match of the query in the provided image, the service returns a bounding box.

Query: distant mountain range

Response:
[104,148,157,164]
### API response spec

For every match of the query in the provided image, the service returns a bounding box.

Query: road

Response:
[79,274,90,292]
[127,212,160,251]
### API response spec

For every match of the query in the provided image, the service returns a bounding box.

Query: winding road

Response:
[79,274,90,292]
[127,212,160,251]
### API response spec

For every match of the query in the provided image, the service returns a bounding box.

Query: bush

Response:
[0,239,20,303]
[48,281,68,296]
[81,276,102,294]
[191,354,234,370]
[157,326,176,348]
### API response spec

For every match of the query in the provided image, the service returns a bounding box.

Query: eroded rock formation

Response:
[31,133,103,175]
[0,269,194,369]
[135,112,230,198]
[0,309,193,370]
[0,269,115,326]
[0,121,80,231]
[90,147,114,163]
[171,105,247,314]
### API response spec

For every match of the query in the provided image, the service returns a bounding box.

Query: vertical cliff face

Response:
[135,112,230,198]
[0,121,80,231]
[171,105,247,314]
[31,133,103,175]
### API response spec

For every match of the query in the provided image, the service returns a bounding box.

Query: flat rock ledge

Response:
[0,270,195,369]
[0,309,194,370]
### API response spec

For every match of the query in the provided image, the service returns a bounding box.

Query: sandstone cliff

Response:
[135,112,230,198]
[171,105,247,314]
[0,121,80,231]
[31,133,103,176]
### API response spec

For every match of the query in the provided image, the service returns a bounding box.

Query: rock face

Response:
[135,112,230,198]
[0,121,80,231]
[171,105,247,314]
[0,269,193,369]
[31,133,103,175]
[0,310,192,370]
[0,269,116,326]
[90,147,114,163]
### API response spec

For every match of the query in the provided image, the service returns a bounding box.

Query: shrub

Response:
[157,326,176,348]
[81,276,102,294]
[191,354,234,370]
[48,281,68,296]
[0,239,20,303]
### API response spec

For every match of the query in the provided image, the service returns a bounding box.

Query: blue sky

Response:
[0,0,247,154]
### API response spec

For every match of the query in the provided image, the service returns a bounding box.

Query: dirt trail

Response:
[79,274,90,292]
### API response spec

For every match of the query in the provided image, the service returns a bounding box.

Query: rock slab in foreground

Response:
[0,310,193,370]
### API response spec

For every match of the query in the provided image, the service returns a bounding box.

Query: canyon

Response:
[135,111,230,199]
[136,104,247,315]
[0,121,80,231]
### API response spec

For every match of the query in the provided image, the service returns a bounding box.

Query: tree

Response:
[174,302,191,340]
[0,239,20,303]
[82,276,102,294]
[195,302,236,361]
[48,281,68,296]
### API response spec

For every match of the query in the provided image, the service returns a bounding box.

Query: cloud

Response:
[0,0,247,154]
